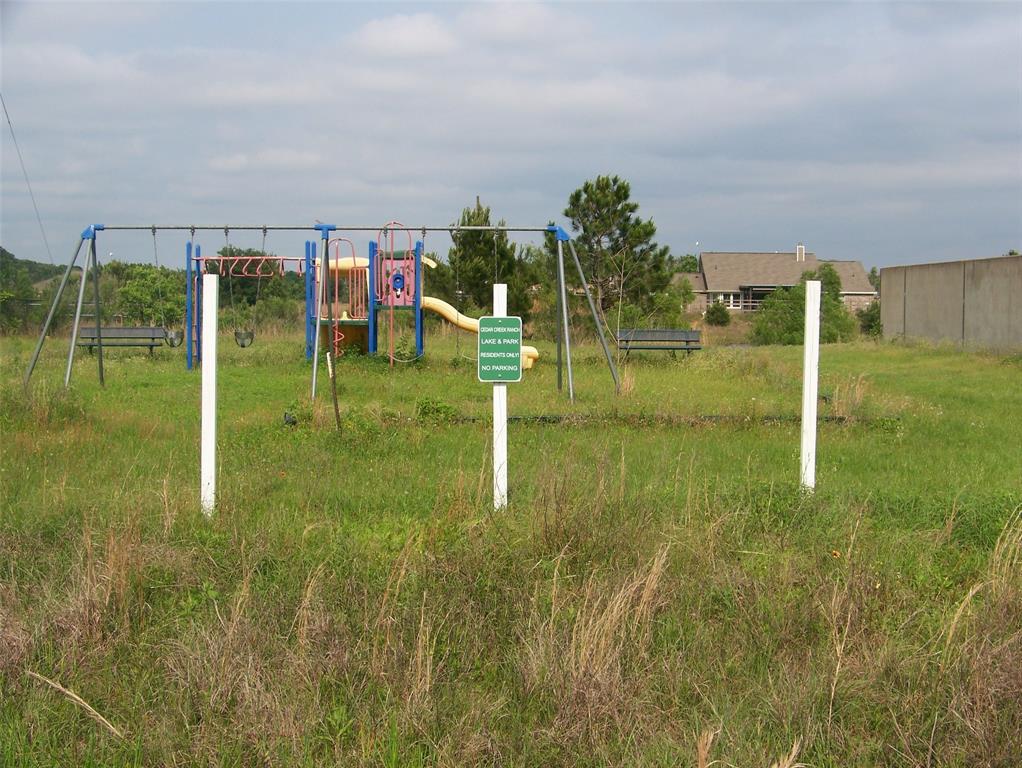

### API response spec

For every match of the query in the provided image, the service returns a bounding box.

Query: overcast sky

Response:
[2,1,1020,270]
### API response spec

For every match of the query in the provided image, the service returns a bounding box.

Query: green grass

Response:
[1,329,1020,766]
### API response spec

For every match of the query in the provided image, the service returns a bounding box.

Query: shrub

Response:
[414,396,457,424]
[751,265,856,345]
[857,300,882,337]
[705,301,731,326]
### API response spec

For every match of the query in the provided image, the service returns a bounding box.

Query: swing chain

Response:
[224,226,238,330]
[150,225,168,329]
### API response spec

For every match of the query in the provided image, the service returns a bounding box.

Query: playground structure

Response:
[182,222,540,376]
[25,221,619,401]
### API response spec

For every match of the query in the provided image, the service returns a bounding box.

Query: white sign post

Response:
[800,280,821,491]
[200,274,218,516]
[493,284,508,510]
[479,284,523,511]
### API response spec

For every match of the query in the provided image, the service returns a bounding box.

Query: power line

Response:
[0,90,55,264]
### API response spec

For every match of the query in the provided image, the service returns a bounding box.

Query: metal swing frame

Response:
[25,222,620,402]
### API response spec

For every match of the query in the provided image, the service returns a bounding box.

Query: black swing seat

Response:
[76,326,166,354]
[165,329,184,347]
[234,330,254,348]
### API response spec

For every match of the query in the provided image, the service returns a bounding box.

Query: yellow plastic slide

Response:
[421,296,539,370]
[317,255,439,272]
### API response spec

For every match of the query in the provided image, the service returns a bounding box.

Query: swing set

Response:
[184,226,308,369]
[24,220,621,401]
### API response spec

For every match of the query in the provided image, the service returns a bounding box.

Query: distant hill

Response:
[1,247,65,284]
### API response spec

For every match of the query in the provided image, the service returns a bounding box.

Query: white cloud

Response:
[354,13,456,58]
[2,43,144,87]
[0,3,1018,268]
[209,149,321,174]
[456,3,563,45]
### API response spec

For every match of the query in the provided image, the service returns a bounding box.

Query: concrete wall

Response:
[880,267,906,336]
[881,255,1022,349]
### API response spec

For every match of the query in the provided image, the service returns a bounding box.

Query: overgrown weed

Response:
[0,381,88,430]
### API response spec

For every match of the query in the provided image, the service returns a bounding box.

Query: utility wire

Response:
[0,90,55,264]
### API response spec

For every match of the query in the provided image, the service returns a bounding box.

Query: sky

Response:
[1,1,1020,271]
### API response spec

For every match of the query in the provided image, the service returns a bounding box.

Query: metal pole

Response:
[323,235,342,429]
[186,242,193,370]
[556,239,574,402]
[89,238,105,387]
[568,240,620,393]
[97,224,556,233]
[24,237,85,388]
[310,241,323,399]
[555,250,563,392]
[64,253,89,388]
[414,240,424,356]
[368,241,378,354]
[195,246,203,363]
[304,241,313,359]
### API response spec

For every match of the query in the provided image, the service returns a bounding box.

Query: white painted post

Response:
[493,283,508,510]
[200,274,219,516]
[800,280,821,491]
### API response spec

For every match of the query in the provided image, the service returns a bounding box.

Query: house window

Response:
[714,293,742,308]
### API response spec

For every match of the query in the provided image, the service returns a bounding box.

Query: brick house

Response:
[675,245,876,313]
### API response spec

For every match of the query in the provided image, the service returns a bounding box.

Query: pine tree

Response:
[562,175,672,320]
[447,198,529,317]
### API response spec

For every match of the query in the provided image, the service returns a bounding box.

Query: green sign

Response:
[478,316,522,383]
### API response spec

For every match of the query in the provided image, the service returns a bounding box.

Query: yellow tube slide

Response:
[421,296,539,371]
[316,255,438,272]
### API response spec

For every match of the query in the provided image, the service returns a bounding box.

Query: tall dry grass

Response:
[519,545,670,741]
[830,373,870,420]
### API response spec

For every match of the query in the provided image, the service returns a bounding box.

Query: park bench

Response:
[77,326,166,354]
[615,328,702,358]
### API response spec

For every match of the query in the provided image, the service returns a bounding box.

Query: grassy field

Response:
[1,328,1020,766]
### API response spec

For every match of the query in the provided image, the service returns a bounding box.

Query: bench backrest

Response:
[617,329,701,343]
[78,326,165,339]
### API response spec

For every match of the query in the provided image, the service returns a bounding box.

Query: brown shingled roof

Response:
[699,251,875,295]
[824,260,875,293]
[672,271,706,291]
[700,252,816,292]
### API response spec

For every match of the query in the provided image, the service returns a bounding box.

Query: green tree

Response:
[563,175,672,326]
[751,267,856,345]
[867,266,880,291]
[104,260,133,287]
[116,265,184,325]
[447,198,530,318]
[816,262,843,302]
[676,276,695,312]
[0,248,36,332]
[678,254,699,273]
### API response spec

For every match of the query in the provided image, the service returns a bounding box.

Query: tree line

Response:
[3,176,690,337]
